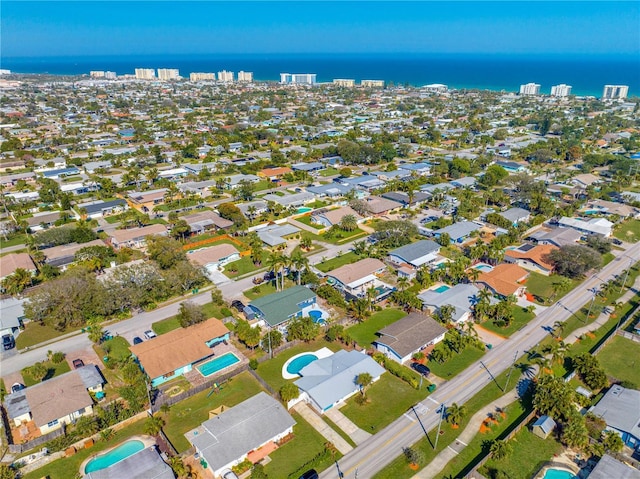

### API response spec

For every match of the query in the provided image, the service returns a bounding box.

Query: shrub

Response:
[50,351,66,364]
[221,307,233,317]
[249,358,259,370]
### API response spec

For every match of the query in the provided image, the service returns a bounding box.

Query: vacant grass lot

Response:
[316,251,362,273]
[340,373,430,432]
[597,336,640,386]
[525,272,581,304]
[481,306,535,337]
[614,218,640,243]
[164,371,265,452]
[21,360,71,387]
[428,345,486,380]
[347,309,406,349]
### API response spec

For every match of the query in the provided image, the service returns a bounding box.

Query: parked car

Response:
[299,470,319,479]
[411,363,431,377]
[72,359,85,369]
[144,330,157,340]
[231,300,246,312]
[132,336,143,345]
[11,383,24,393]
[2,334,15,351]
[612,238,623,245]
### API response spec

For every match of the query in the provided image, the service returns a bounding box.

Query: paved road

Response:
[320,242,640,479]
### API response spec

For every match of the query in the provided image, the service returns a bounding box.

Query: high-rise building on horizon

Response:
[361,79,385,88]
[519,83,541,95]
[237,71,253,82]
[157,68,180,81]
[0,69,11,76]
[135,68,156,80]
[422,83,448,93]
[218,70,234,82]
[333,79,356,87]
[602,85,629,100]
[550,84,572,97]
[90,71,105,78]
[280,73,316,85]
[104,71,117,80]
[190,72,216,82]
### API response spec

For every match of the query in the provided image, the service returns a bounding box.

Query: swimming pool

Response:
[474,264,493,271]
[542,468,576,479]
[197,353,240,377]
[84,440,144,473]
[297,207,313,214]
[286,353,318,375]
[308,310,324,323]
[433,285,450,293]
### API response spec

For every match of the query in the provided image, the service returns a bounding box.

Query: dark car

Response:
[412,363,431,377]
[231,300,246,312]
[132,336,143,345]
[612,238,623,245]
[2,334,15,351]
[11,383,24,393]
[299,470,319,479]
[72,359,85,369]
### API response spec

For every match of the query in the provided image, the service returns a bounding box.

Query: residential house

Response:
[397,162,431,176]
[374,313,446,364]
[187,244,241,275]
[126,188,168,213]
[499,207,531,226]
[291,162,324,174]
[25,211,62,232]
[108,224,169,249]
[504,244,557,275]
[570,173,601,189]
[258,166,292,181]
[418,283,488,323]
[294,349,385,413]
[263,191,315,209]
[527,227,582,247]
[247,286,317,327]
[558,216,613,237]
[255,224,300,247]
[584,199,637,218]
[433,221,482,244]
[0,252,36,281]
[40,239,106,269]
[387,240,440,278]
[187,392,296,478]
[73,199,128,219]
[495,160,527,173]
[381,191,429,207]
[588,454,640,479]
[4,366,104,435]
[361,195,404,215]
[589,385,640,450]
[449,177,477,189]
[311,206,363,228]
[182,210,233,234]
[0,297,26,340]
[129,318,231,387]
[336,175,385,192]
[476,263,529,298]
[225,174,261,190]
[306,183,356,198]
[326,258,393,302]
[157,167,188,181]
[40,167,80,179]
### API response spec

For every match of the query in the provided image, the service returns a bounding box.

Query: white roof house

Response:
[557,216,613,237]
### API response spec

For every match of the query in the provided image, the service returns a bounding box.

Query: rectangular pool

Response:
[433,285,450,293]
[197,353,240,377]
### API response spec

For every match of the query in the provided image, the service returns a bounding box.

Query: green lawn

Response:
[223,254,268,278]
[597,336,640,386]
[347,309,406,349]
[295,215,325,229]
[184,236,248,251]
[254,179,275,191]
[95,337,131,364]
[340,373,430,432]
[152,316,181,335]
[428,345,486,379]
[16,323,72,349]
[256,340,342,392]
[21,360,71,387]
[21,419,147,479]
[603,252,615,266]
[480,424,563,479]
[614,218,640,243]
[316,251,362,273]
[525,272,581,304]
[164,371,265,452]
[480,306,536,337]
[264,412,342,479]
[0,233,27,248]
[319,167,340,177]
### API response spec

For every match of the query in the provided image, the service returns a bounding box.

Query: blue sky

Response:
[2,1,639,58]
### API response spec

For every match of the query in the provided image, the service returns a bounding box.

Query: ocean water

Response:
[3,53,638,97]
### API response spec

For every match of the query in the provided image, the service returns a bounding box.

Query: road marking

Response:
[427,396,440,405]
[447,445,459,454]
[456,439,468,446]
[403,413,416,422]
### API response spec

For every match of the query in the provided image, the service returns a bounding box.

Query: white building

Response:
[551,84,572,97]
[280,73,316,85]
[237,71,253,82]
[134,68,156,80]
[520,83,541,95]
[104,71,117,80]
[0,69,11,75]
[333,79,355,87]
[90,71,105,78]
[190,72,216,81]
[361,79,385,88]
[157,68,180,80]
[218,70,234,82]
[602,85,629,100]
[423,83,448,93]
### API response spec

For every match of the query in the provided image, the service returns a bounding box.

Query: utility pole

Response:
[503,350,519,392]
[481,361,503,392]
[585,289,597,322]
[620,261,632,294]
[434,403,445,450]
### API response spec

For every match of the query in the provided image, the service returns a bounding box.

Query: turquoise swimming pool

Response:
[286,353,318,375]
[542,468,576,479]
[197,353,240,377]
[84,440,144,473]
[433,285,450,293]
[297,207,313,214]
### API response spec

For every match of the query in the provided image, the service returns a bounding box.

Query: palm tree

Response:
[436,304,456,325]
[366,286,378,312]
[552,320,565,339]
[467,267,481,283]
[348,299,370,322]
[489,439,513,460]
[1,268,33,295]
[339,214,358,232]
[356,372,373,397]
[397,276,410,291]
[143,413,165,436]
[446,403,467,427]
[291,250,309,285]
[267,253,285,291]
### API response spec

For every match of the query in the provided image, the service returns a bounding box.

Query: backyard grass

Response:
[597,336,640,386]
[319,167,340,177]
[428,345,486,380]
[21,419,147,479]
[16,323,72,349]
[524,272,581,304]
[347,309,406,349]
[614,218,640,243]
[480,423,563,479]
[21,359,71,387]
[94,336,132,364]
[316,251,362,273]
[163,371,265,452]
[295,215,324,229]
[264,411,342,479]
[340,373,430,432]
[256,339,342,392]
[480,306,536,337]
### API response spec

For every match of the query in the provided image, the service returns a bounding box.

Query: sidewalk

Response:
[325,407,371,445]
[411,388,521,479]
[292,402,353,455]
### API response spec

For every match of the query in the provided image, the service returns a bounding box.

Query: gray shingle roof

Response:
[499,207,530,223]
[588,454,640,479]
[389,240,440,266]
[418,284,487,322]
[589,385,640,441]
[191,392,296,472]
[250,286,316,326]
[375,313,447,358]
[435,221,481,241]
[75,365,105,390]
